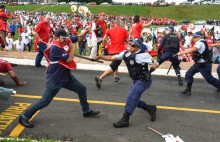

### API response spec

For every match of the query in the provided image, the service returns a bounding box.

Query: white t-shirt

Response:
[13,40,25,51]
[184,35,193,48]
[20,32,30,44]
[143,41,153,51]
[5,37,13,51]
[91,22,97,41]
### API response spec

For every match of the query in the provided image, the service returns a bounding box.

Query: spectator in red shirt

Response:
[0,60,26,86]
[71,27,77,36]
[96,12,107,55]
[97,12,107,36]
[17,24,23,35]
[0,5,9,49]
[34,15,52,67]
[95,19,129,89]
[131,15,153,39]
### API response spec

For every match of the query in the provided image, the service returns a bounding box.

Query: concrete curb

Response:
[2,57,218,79]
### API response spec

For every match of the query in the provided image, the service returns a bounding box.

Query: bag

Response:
[212,47,220,64]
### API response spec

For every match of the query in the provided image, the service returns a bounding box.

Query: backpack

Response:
[212,47,220,64]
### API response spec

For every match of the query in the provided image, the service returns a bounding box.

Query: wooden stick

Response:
[148,127,164,136]
[75,55,104,63]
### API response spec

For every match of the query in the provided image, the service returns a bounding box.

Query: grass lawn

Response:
[6,4,220,21]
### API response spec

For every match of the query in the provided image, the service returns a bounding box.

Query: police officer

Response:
[95,39,157,128]
[153,26,183,85]
[177,31,220,96]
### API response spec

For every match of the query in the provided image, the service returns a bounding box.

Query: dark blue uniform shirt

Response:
[46,35,78,83]
[46,45,70,83]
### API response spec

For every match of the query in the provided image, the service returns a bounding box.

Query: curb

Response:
[2,57,218,79]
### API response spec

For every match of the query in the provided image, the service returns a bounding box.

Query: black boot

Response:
[143,104,157,122]
[177,75,183,86]
[182,83,192,96]
[113,112,130,128]
[19,115,34,128]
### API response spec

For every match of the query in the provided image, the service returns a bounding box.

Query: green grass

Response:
[6,4,220,21]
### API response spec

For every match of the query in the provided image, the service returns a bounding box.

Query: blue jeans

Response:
[26,43,32,52]
[35,43,47,66]
[79,47,86,55]
[185,63,220,89]
[125,79,152,114]
[24,75,90,119]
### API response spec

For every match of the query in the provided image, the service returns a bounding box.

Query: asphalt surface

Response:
[0,65,220,142]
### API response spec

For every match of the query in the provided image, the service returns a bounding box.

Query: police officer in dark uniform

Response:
[95,39,157,128]
[177,31,220,96]
[153,26,183,85]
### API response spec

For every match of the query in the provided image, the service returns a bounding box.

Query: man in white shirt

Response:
[184,31,193,49]
[5,33,13,51]
[21,29,31,51]
[143,35,153,51]
[89,17,98,59]
[13,36,25,51]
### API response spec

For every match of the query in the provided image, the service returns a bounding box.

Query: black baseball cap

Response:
[54,29,69,38]
[192,31,203,37]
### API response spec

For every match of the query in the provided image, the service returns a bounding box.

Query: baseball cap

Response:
[54,29,69,38]
[168,26,174,32]
[192,31,203,37]
[215,34,220,40]
[99,12,105,16]
[132,38,143,48]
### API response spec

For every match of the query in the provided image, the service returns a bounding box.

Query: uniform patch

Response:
[130,60,134,65]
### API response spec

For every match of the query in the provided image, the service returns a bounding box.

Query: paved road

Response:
[0,66,220,142]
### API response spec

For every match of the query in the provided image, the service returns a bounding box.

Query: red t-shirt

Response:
[34,21,51,44]
[0,12,7,31]
[0,60,13,72]
[97,19,107,36]
[105,26,128,54]
[17,27,23,34]
[131,22,142,38]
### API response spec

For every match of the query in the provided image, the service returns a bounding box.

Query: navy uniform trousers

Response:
[125,79,152,114]
[186,63,220,89]
[158,51,181,75]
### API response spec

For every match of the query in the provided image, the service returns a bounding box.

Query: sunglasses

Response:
[130,44,138,48]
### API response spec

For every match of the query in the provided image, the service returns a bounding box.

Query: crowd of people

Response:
[0,4,220,130]
[0,9,179,53]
